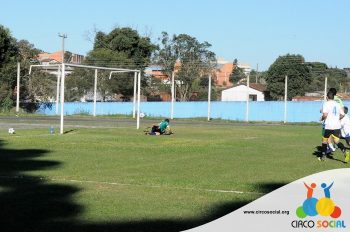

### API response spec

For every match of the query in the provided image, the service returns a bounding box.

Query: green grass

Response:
[0,122,347,231]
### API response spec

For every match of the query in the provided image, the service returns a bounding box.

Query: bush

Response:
[0,94,14,112]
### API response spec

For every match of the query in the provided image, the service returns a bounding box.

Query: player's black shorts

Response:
[323,129,341,139]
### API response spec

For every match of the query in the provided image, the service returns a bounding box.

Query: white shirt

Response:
[322,100,344,130]
[341,114,350,138]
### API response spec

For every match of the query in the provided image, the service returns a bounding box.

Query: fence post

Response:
[284,75,288,123]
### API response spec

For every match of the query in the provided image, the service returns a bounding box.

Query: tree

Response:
[229,59,245,84]
[153,32,177,82]
[90,27,156,69]
[155,32,216,101]
[17,40,41,63]
[195,76,217,100]
[266,54,312,100]
[27,71,57,102]
[327,68,349,92]
[0,25,19,110]
[16,40,45,106]
[229,65,246,85]
[68,27,156,101]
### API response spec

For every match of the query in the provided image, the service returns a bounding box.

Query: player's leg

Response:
[328,135,336,152]
[320,130,331,161]
[332,130,344,150]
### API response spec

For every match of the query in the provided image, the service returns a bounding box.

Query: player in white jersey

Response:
[340,107,350,139]
[319,91,345,161]
[340,106,350,162]
[327,88,344,152]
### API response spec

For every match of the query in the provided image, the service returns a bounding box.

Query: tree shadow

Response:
[253,182,287,193]
[0,138,281,232]
[69,181,285,232]
[0,139,82,232]
[67,200,253,232]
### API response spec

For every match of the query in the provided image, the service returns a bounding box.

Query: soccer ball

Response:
[139,112,145,118]
[8,128,15,134]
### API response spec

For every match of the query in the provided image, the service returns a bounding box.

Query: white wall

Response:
[221,85,265,101]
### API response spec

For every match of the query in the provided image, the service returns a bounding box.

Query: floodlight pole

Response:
[58,33,67,63]
[136,71,141,129]
[171,71,175,119]
[207,74,211,121]
[284,75,288,123]
[60,63,65,134]
[245,73,250,122]
[93,69,98,116]
[16,62,20,113]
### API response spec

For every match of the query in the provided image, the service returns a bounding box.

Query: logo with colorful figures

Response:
[296,182,341,219]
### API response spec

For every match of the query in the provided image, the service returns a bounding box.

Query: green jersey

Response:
[159,120,169,133]
[334,96,344,108]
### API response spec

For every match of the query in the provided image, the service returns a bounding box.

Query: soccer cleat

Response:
[318,154,325,161]
[345,151,350,163]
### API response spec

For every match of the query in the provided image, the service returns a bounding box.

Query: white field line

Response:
[242,137,258,140]
[0,175,264,195]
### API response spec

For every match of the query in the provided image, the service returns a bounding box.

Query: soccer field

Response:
[0,118,347,231]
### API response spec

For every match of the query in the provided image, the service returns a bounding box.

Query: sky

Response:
[0,0,349,71]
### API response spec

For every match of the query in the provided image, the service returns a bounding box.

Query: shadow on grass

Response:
[72,201,249,232]
[0,139,82,232]
[63,129,77,134]
[68,181,285,232]
[253,182,287,193]
[0,138,281,232]
[313,145,347,163]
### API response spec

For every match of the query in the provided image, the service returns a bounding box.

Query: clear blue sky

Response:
[1,0,349,70]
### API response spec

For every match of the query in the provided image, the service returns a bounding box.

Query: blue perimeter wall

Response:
[37,101,350,123]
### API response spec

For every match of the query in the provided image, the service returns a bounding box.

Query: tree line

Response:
[0,24,349,112]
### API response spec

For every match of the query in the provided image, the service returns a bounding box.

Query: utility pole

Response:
[58,33,67,63]
[57,33,67,115]
[256,63,259,83]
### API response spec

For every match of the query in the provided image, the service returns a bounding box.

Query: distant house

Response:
[145,65,169,81]
[215,59,235,87]
[292,96,323,101]
[37,50,84,76]
[145,58,252,101]
[38,50,84,64]
[221,83,267,101]
[214,58,251,87]
[292,91,323,101]
[292,92,350,101]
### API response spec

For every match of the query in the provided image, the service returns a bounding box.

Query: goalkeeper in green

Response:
[149,119,170,135]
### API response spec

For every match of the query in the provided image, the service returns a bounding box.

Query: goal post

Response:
[28,63,141,134]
